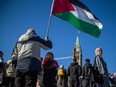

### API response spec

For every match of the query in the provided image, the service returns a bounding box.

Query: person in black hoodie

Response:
[68,58,82,87]
[82,58,94,87]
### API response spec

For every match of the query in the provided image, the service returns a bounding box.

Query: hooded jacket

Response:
[11,31,52,71]
[82,62,93,78]
[68,62,82,77]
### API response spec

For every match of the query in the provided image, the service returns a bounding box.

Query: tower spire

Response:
[75,36,80,48]
[73,36,82,66]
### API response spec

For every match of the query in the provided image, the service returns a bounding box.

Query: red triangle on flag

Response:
[52,0,75,14]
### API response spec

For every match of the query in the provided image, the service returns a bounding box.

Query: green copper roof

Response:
[75,36,80,48]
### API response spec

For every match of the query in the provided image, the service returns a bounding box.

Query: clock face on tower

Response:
[76,48,80,52]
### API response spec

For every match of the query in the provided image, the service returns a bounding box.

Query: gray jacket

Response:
[11,33,52,71]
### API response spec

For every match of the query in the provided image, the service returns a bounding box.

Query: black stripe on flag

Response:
[68,0,100,21]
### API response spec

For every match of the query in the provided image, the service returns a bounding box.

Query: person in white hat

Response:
[8,28,52,87]
[57,64,68,87]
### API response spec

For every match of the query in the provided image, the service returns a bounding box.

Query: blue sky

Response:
[0,0,116,74]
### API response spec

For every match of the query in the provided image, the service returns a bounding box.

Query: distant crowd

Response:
[0,28,116,87]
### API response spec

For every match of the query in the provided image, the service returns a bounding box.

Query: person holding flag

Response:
[7,28,52,87]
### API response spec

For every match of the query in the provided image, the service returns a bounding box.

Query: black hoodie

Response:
[68,62,82,77]
[82,62,93,77]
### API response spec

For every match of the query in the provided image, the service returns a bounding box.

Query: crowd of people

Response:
[0,28,115,87]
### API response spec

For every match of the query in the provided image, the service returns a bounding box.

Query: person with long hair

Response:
[42,52,58,87]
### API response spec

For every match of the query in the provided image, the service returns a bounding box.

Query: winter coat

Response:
[94,55,110,87]
[42,60,58,87]
[94,55,108,75]
[82,62,94,81]
[68,62,82,77]
[68,62,82,87]
[57,69,68,87]
[82,62,94,87]
[11,33,52,71]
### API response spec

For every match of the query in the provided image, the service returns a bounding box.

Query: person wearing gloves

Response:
[8,28,52,87]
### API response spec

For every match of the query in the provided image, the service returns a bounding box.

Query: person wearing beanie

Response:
[9,28,52,87]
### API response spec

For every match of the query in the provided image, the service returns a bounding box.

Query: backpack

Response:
[5,63,16,77]
[58,68,65,76]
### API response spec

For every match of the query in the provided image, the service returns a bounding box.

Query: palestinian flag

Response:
[52,0,103,38]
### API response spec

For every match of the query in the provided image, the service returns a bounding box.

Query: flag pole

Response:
[46,0,55,38]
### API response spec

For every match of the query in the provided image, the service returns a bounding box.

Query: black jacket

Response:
[82,62,93,77]
[68,62,82,77]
